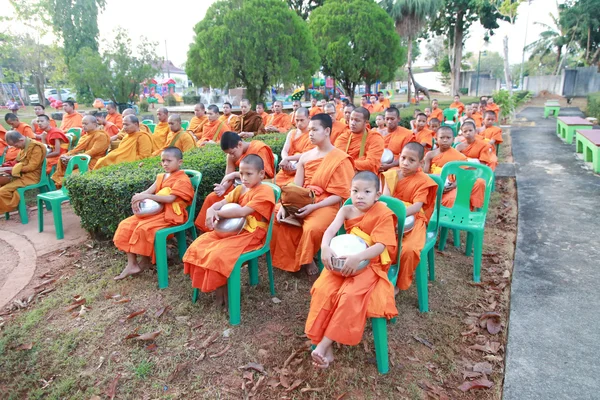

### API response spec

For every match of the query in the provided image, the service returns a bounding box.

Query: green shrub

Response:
[182,95,201,105]
[492,89,532,123]
[139,99,149,112]
[67,134,287,238]
[459,88,468,95]
[587,92,600,120]
[165,95,178,106]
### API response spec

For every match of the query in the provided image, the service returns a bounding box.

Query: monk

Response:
[94,115,154,170]
[341,103,355,126]
[479,111,503,146]
[109,109,150,144]
[374,115,387,135]
[152,114,195,156]
[370,95,384,113]
[334,107,384,174]
[382,142,437,292]
[60,101,83,131]
[219,102,240,132]
[194,131,275,232]
[183,154,275,305]
[196,104,230,146]
[471,103,483,128]
[456,121,498,171]
[189,104,209,139]
[334,97,345,121]
[290,100,301,127]
[5,113,35,139]
[361,96,371,113]
[486,97,500,119]
[151,108,171,149]
[264,101,292,133]
[38,115,69,174]
[377,91,391,109]
[0,131,46,213]
[309,98,323,117]
[275,107,314,186]
[0,124,19,164]
[428,118,441,136]
[96,112,120,137]
[323,103,349,144]
[424,126,484,209]
[429,99,443,122]
[379,107,415,172]
[52,115,110,187]
[238,99,265,138]
[106,102,123,129]
[307,171,398,369]
[459,104,473,125]
[32,104,56,135]
[256,103,269,125]
[113,147,194,280]
[449,95,465,116]
[409,109,421,130]
[271,114,355,280]
[413,113,434,152]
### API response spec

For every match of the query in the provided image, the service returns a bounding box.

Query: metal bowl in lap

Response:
[380,148,394,164]
[404,215,415,233]
[135,199,163,218]
[214,203,246,238]
[234,178,242,187]
[0,173,13,186]
[467,158,481,164]
[329,234,370,276]
[289,160,298,171]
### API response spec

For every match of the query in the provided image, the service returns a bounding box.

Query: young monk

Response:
[486,97,500,119]
[413,113,434,152]
[113,147,194,280]
[151,108,171,149]
[471,103,483,128]
[370,94,384,113]
[382,142,437,293]
[152,114,195,156]
[289,100,301,127]
[264,101,292,133]
[479,111,503,146]
[456,121,497,171]
[38,114,69,174]
[374,114,387,135]
[60,101,83,131]
[334,107,384,174]
[96,112,120,137]
[106,102,123,129]
[379,107,414,172]
[195,131,275,232]
[256,103,269,125]
[341,104,355,126]
[429,99,443,122]
[377,91,391,109]
[189,103,208,139]
[428,118,441,136]
[196,104,230,146]
[271,113,354,280]
[307,171,398,369]
[0,124,19,165]
[183,154,275,306]
[449,95,465,116]
[323,103,349,143]
[5,113,36,139]
[219,102,240,132]
[309,98,323,117]
[32,104,56,135]
[275,107,314,186]
[409,109,421,130]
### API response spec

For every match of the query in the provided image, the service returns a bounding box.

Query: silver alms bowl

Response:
[135,199,163,217]
[380,148,394,164]
[214,203,246,238]
[404,215,415,233]
[329,234,370,275]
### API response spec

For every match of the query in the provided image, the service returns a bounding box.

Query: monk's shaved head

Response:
[162,146,183,160]
[124,115,139,124]
[195,103,205,110]
[37,114,50,122]
[107,102,116,110]
[6,130,23,143]
[273,100,283,107]
[240,99,251,106]
[123,108,136,116]
[353,107,370,122]
[169,114,182,123]
[82,115,97,124]
[323,103,335,112]
[311,113,332,131]
[385,107,400,118]
[220,131,242,150]
[4,113,18,123]
[352,171,379,190]
[404,142,425,160]
[240,153,264,171]
[158,107,168,114]
[296,107,309,118]
[207,104,219,114]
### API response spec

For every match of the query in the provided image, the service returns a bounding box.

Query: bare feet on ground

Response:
[305,261,319,284]
[311,344,334,369]
[215,285,229,308]
[114,263,143,280]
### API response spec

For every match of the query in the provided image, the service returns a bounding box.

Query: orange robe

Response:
[479,126,503,144]
[183,184,275,292]
[113,170,194,262]
[335,104,345,121]
[60,112,83,131]
[152,130,195,156]
[51,129,110,186]
[45,127,69,173]
[94,130,154,170]
[380,98,391,109]
[384,127,415,160]
[151,122,170,149]
[259,112,269,125]
[449,102,465,116]
[472,112,483,128]
[189,116,208,138]
[107,113,123,129]
[15,122,36,139]
[195,141,275,232]
[0,126,19,163]
[330,121,349,144]
[334,130,384,174]
[459,138,498,171]
[33,118,56,134]
[196,120,230,145]
[487,103,500,119]
[414,128,434,152]
[309,106,323,117]
[274,128,315,186]
[270,149,355,272]
[265,113,292,133]
[0,139,46,213]
[384,170,437,290]
[429,108,443,122]
[305,202,398,345]
[103,121,120,137]
[220,114,240,132]
[371,102,385,113]
[289,111,297,127]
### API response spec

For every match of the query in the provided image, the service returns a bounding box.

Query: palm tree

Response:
[524,9,571,75]
[380,0,441,102]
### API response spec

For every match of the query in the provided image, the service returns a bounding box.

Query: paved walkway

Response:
[0,205,88,309]
[504,107,600,399]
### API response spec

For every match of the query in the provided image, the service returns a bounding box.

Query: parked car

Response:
[29,88,76,104]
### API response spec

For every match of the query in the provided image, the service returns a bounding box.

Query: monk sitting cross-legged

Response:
[323,103,349,144]
[5,113,36,140]
[194,131,275,232]
[113,147,194,281]
[274,107,314,186]
[189,104,208,139]
[382,142,438,293]
[196,104,230,147]
[307,171,398,369]
[37,114,69,174]
[94,115,154,170]
[110,109,151,144]
[183,154,276,307]
[379,107,415,172]
[263,101,292,133]
[152,114,195,156]
[270,114,355,281]
[237,99,265,139]
[151,108,171,150]
[219,102,240,132]
[60,101,83,131]
[456,121,498,171]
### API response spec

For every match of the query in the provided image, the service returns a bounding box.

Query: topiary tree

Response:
[186,0,319,106]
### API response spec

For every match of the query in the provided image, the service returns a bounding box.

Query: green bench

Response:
[544,101,560,118]
[556,116,593,144]
[575,129,600,173]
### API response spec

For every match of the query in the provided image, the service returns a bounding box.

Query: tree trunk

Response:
[586,26,591,64]
[450,12,465,97]
[554,46,562,74]
[503,35,513,96]
[406,38,413,103]
[342,80,355,103]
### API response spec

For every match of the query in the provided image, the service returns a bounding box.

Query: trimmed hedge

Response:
[587,92,600,121]
[67,134,287,238]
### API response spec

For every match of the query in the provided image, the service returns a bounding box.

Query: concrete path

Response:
[504,107,600,399]
[0,205,88,309]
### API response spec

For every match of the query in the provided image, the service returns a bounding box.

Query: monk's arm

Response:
[313,195,342,210]
[423,153,433,173]
[14,146,44,175]
[68,136,91,155]
[382,181,392,196]
[86,136,110,157]
[354,137,384,172]
[354,243,386,262]
[46,139,62,157]
[293,158,306,186]
[143,193,177,204]
[136,137,153,160]
[216,204,255,219]
[406,202,424,217]
[280,130,293,159]
[321,206,347,247]
[224,154,236,175]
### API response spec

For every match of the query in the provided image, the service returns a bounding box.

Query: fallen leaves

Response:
[479,312,502,334]
[16,342,34,351]
[413,335,434,349]
[136,330,161,341]
[238,362,265,374]
[458,378,494,392]
[209,343,231,358]
[125,309,146,320]
[469,341,502,354]
[167,362,190,383]
[65,297,86,312]
[105,373,120,400]
[155,305,171,318]
[473,362,493,375]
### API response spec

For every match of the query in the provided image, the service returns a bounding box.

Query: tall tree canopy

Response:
[287,0,325,20]
[186,0,319,105]
[560,0,600,66]
[309,0,405,99]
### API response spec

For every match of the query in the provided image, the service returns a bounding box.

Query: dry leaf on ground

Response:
[126,309,146,320]
[136,331,161,341]
[458,378,494,392]
[105,373,120,400]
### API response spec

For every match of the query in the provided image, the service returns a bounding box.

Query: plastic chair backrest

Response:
[0,145,8,164]
[146,123,156,133]
[439,161,494,216]
[259,182,282,245]
[182,121,190,130]
[142,119,154,125]
[427,174,443,233]
[181,169,203,226]
[62,154,91,193]
[65,133,75,150]
[443,108,458,122]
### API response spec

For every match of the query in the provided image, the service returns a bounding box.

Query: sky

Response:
[0,0,561,70]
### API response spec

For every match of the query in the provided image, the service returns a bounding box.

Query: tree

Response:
[425,36,447,68]
[524,9,572,74]
[287,0,325,20]
[187,0,319,106]
[467,51,505,80]
[309,0,405,99]
[381,0,441,102]
[560,0,600,66]
[491,0,525,96]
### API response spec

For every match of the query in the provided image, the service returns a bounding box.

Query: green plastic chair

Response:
[67,128,82,147]
[192,182,281,326]
[65,133,76,151]
[5,158,51,224]
[441,121,458,137]
[37,155,91,239]
[146,123,156,133]
[0,146,8,164]
[437,161,494,282]
[142,119,154,125]
[443,108,458,123]
[181,120,190,130]
[155,169,203,289]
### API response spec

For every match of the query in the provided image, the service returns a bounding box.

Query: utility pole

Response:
[476,50,482,97]
[519,0,532,89]
[165,40,170,78]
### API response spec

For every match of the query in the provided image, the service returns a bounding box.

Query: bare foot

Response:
[311,349,329,369]
[215,286,228,308]
[312,341,334,369]
[305,261,319,284]
[394,286,400,296]
[139,257,153,271]
[114,263,142,280]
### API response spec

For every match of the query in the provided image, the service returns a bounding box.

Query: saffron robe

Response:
[219,114,240,132]
[270,149,355,272]
[289,111,297,127]
[151,122,170,150]
[384,127,415,160]
[305,202,398,346]
[52,129,110,186]
[14,122,36,139]
[152,130,195,156]
[274,128,315,186]
[459,138,498,171]
[429,108,443,122]
[330,121,349,145]
[449,102,465,116]
[33,118,56,135]
[238,111,264,134]
[309,106,323,117]
[265,112,292,133]
[259,111,269,125]
[472,112,483,128]
[45,127,69,173]
[94,130,154,170]
[414,128,434,152]
[195,140,275,232]
[335,103,345,121]
[196,120,230,145]
[384,170,437,290]
[0,126,19,163]
[0,139,46,213]
[479,126,503,144]
[103,121,120,137]
[380,98,391,109]
[486,103,500,119]
[113,170,194,262]
[334,130,384,174]
[183,184,275,292]
[189,115,208,138]
[60,112,83,131]
[371,102,385,113]
[107,113,123,129]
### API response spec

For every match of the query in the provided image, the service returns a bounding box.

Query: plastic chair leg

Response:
[51,201,64,240]
[37,198,44,233]
[473,233,483,283]
[5,212,8,220]
[248,258,259,286]
[427,247,435,282]
[316,249,324,272]
[17,197,28,224]
[453,229,460,248]
[415,259,429,313]
[266,251,275,296]
[228,263,242,325]
[371,318,389,374]
[176,230,187,259]
[465,232,474,257]
[154,234,169,289]
[191,226,198,240]
[438,227,448,251]
[192,288,199,303]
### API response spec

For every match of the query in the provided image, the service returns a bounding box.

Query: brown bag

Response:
[280,184,315,225]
